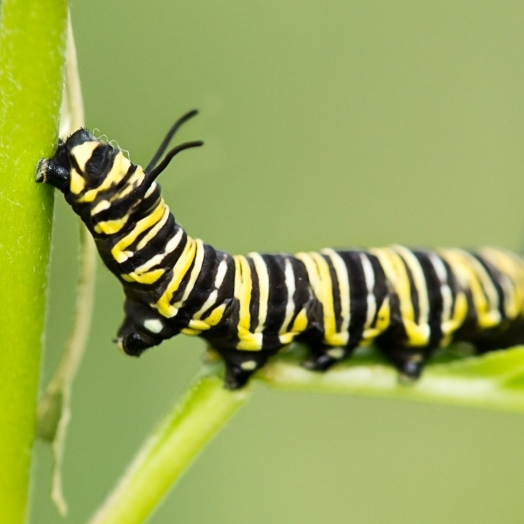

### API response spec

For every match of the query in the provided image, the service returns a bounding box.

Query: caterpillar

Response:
[36,110,524,389]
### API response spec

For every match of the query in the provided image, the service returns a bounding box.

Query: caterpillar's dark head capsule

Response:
[36,112,202,241]
[36,129,124,200]
[36,129,147,219]
[35,158,69,192]
[35,140,72,193]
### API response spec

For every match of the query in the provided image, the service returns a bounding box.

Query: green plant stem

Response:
[0,0,68,522]
[257,346,524,414]
[36,12,93,515]
[37,223,96,515]
[89,365,251,524]
[89,346,524,524]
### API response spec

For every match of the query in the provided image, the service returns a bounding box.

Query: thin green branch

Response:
[37,224,96,514]
[36,12,94,516]
[89,365,251,524]
[258,346,524,414]
[0,0,68,522]
[59,12,84,136]
[88,345,524,524]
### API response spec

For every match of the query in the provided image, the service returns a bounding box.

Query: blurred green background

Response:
[32,1,524,523]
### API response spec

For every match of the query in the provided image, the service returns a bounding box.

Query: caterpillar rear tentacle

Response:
[36,110,524,389]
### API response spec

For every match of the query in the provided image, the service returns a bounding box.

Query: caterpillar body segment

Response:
[36,112,524,389]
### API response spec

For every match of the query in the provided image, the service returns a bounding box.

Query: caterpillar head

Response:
[35,129,138,208]
[36,111,203,234]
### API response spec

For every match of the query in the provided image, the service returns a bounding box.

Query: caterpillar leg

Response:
[470,319,524,354]
[377,344,432,382]
[224,363,254,390]
[303,346,353,372]
[214,347,273,390]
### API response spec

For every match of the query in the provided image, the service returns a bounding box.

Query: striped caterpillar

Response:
[36,111,524,389]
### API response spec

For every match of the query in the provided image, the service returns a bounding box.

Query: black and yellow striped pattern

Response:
[36,121,524,389]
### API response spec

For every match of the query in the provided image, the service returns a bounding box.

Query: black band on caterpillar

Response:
[36,111,524,389]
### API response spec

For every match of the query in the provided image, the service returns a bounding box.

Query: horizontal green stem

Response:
[259,346,524,414]
[89,365,251,524]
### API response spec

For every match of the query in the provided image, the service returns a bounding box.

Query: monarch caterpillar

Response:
[36,110,524,389]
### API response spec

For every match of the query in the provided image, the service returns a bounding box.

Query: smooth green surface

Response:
[35,2,524,523]
[90,368,250,524]
[0,0,68,522]
[261,346,524,413]
[89,346,524,524]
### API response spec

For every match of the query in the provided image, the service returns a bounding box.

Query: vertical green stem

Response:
[0,0,68,522]
[89,366,251,524]
[36,13,92,515]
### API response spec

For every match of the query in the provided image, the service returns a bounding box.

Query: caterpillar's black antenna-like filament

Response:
[146,141,204,183]
[145,109,200,175]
